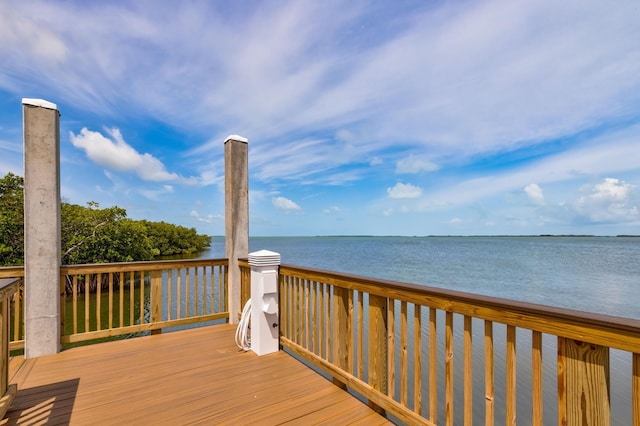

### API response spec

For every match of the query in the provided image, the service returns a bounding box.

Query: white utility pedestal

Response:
[248,250,281,356]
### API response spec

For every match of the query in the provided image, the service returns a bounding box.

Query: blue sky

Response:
[1,0,639,236]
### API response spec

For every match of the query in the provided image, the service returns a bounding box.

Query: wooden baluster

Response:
[85,274,90,333]
[291,276,297,344]
[414,305,422,415]
[296,277,302,345]
[485,320,494,426]
[305,279,310,349]
[167,270,173,321]
[288,275,293,342]
[202,266,208,315]
[314,280,320,357]
[464,315,472,426]
[60,274,66,338]
[532,331,543,425]
[96,272,101,331]
[118,271,124,328]
[429,307,437,423]
[388,300,395,400]
[108,273,113,330]
[213,265,218,314]
[311,281,317,355]
[185,268,190,318]
[243,265,250,309]
[150,270,162,334]
[215,266,220,314]
[280,275,287,341]
[348,289,354,375]
[401,301,408,406]
[194,267,199,316]
[72,275,78,335]
[208,264,212,313]
[222,265,227,312]
[12,282,21,342]
[633,353,640,426]
[558,336,567,426]
[333,286,351,385]
[564,338,610,426]
[368,293,388,414]
[139,272,145,325]
[445,311,454,426]
[129,271,134,326]
[506,325,516,425]
[300,278,305,347]
[358,291,364,379]
[324,282,330,361]
[176,268,182,319]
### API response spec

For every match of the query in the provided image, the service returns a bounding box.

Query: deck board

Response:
[2,325,391,425]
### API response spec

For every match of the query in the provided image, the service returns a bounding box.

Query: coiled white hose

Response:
[235,299,251,351]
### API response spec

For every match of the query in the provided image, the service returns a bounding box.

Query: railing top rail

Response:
[61,258,228,274]
[0,278,19,299]
[0,266,24,278]
[280,263,640,352]
[1,259,228,277]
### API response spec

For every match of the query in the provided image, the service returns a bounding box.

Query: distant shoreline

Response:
[241,234,640,238]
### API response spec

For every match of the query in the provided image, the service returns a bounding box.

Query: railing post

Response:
[0,279,19,418]
[368,294,388,413]
[22,99,61,358]
[332,287,352,383]
[224,135,248,324]
[561,338,611,426]
[150,270,162,334]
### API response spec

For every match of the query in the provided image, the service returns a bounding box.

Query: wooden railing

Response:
[0,259,228,349]
[258,263,640,426]
[240,258,251,310]
[0,278,19,418]
[0,268,24,351]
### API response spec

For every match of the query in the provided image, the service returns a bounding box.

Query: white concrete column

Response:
[248,250,280,356]
[22,98,61,358]
[225,135,248,324]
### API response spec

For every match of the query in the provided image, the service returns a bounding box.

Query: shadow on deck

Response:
[2,325,391,425]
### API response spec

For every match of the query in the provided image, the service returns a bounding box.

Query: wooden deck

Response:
[2,325,391,425]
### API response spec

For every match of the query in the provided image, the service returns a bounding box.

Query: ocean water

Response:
[204,236,640,319]
[202,236,639,424]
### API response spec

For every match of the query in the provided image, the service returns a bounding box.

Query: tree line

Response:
[0,173,212,266]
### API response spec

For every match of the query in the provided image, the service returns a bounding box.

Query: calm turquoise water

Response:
[204,236,640,319]
[202,236,639,424]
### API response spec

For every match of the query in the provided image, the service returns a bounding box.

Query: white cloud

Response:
[335,129,356,143]
[572,178,638,223]
[3,1,640,235]
[396,155,439,174]
[272,196,302,211]
[524,183,544,205]
[323,206,341,215]
[419,126,640,210]
[0,2,68,64]
[190,209,222,223]
[70,127,179,182]
[387,182,423,199]
[0,139,21,153]
[369,157,383,166]
[138,185,175,200]
[450,217,463,224]
[3,1,640,186]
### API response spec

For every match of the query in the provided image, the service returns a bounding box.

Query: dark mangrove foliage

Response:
[0,173,211,266]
